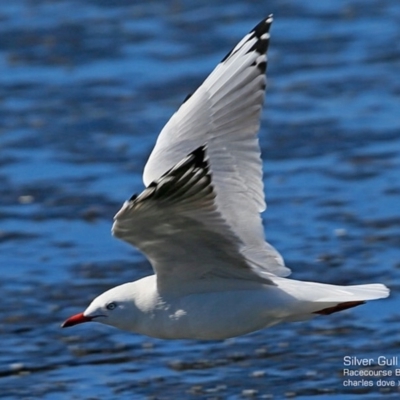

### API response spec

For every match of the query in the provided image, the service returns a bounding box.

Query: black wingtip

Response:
[142,144,209,195]
[221,15,273,63]
[130,144,212,205]
[247,15,273,55]
[252,14,273,39]
[188,145,208,169]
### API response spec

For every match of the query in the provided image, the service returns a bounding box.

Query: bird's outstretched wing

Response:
[142,15,289,276]
[113,146,276,292]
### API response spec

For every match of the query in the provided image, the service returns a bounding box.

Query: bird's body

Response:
[95,277,280,340]
[62,15,389,340]
[71,274,387,340]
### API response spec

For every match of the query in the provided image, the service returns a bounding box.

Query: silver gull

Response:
[62,15,389,340]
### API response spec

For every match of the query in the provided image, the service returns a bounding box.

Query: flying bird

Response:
[62,15,389,340]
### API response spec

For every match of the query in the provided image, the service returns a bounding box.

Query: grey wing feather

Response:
[113,146,275,292]
[143,16,290,277]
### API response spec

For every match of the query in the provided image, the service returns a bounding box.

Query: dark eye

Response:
[106,302,117,310]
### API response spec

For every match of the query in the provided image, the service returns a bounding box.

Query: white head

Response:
[61,282,139,332]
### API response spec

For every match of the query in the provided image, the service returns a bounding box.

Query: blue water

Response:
[1,1,399,399]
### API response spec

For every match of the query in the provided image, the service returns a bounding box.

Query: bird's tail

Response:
[311,282,389,315]
[273,278,389,321]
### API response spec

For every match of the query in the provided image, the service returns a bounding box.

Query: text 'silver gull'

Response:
[62,15,389,340]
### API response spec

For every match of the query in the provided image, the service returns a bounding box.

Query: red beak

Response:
[61,312,93,328]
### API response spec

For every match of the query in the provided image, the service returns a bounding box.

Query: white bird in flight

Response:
[62,15,389,340]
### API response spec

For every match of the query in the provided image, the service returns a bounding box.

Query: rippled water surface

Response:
[1,1,399,399]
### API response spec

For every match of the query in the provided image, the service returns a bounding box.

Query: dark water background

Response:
[1,0,399,399]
